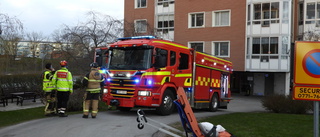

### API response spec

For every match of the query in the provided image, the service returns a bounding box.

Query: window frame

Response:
[251,37,278,55]
[135,0,147,9]
[188,42,204,52]
[188,12,205,28]
[135,19,147,33]
[212,10,231,27]
[212,41,230,58]
[252,2,280,27]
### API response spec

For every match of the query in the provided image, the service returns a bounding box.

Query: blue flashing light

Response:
[101,69,106,74]
[118,36,156,41]
[147,79,153,85]
[107,78,111,82]
[134,79,140,83]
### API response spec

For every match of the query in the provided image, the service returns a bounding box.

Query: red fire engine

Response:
[95,36,233,115]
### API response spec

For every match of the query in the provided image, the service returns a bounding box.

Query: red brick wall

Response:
[174,0,246,71]
[124,0,246,71]
[124,0,155,36]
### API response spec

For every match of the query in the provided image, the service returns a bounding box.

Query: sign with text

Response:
[294,41,320,101]
[293,86,320,100]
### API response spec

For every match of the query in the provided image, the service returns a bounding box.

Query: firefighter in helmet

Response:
[42,63,57,116]
[52,60,73,117]
[82,62,105,118]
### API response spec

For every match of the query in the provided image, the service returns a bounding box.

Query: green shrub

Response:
[261,94,312,114]
[67,89,86,111]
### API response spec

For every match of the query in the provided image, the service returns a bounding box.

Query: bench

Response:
[0,88,11,107]
[10,87,38,106]
[0,93,8,107]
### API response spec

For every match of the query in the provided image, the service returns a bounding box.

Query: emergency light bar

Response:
[118,35,156,41]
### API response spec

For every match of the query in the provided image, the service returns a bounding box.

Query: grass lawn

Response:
[172,112,314,137]
[0,102,110,128]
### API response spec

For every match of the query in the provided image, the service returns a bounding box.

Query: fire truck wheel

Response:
[156,90,175,116]
[209,94,218,112]
[118,107,131,112]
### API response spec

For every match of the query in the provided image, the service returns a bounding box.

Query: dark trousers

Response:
[57,91,70,109]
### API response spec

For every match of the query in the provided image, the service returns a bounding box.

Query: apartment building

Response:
[294,0,320,41]
[124,0,292,96]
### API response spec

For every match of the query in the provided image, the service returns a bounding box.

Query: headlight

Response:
[138,91,152,96]
[103,88,108,93]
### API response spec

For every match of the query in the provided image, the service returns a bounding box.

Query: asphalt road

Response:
[0,94,266,137]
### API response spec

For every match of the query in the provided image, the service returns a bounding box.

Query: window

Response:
[189,42,204,52]
[135,0,147,8]
[299,3,304,25]
[189,13,204,28]
[155,48,168,68]
[247,5,251,25]
[157,0,174,7]
[254,3,261,24]
[305,2,320,26]
[252,2,279,27]
[212,42,230,57]
[213,10,230,27]
[283,1,289,24]
[135,20,147,33]
[170,51,176,66]
[307,3,315,19]
[157,15,174,28]
[252,37,278,54]
[179,53,189,70]
[157,14,174,35]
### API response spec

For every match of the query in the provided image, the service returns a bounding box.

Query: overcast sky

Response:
[0,0,124,36]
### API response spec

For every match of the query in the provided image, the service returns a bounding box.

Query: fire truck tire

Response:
[156,90,175,116]
[209,93,218,112]
[118,107,131,112]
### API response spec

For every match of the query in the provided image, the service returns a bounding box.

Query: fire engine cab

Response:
[95,36,233,115]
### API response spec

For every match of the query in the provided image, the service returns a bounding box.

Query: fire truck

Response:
[95,36,233,115]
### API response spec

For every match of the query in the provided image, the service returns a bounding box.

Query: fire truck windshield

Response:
[109,48,152,70]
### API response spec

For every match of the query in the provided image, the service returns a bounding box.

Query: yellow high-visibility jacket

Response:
[42,70,55,92]
[52,67,73,93]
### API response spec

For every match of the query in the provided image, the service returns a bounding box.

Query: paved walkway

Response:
[0,99,44,111]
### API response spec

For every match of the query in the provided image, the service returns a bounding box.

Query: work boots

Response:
[82,115,89,118]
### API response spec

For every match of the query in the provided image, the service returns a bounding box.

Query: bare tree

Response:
[0,13,23,56]
[25,31,46,58]
[0,13,23,74]
[58,11,123,56]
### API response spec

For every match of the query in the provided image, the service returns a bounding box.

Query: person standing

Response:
[42,63,56,116]
[52,60,73,117]
[82,62,105,118]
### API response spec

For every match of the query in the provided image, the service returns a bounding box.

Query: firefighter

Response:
[42,63,57,116]
[82,62,105,118]
[52,60,73,117]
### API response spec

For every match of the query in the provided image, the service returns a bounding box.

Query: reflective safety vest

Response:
[43,70,55,92]
[52,67,73,93]
[84,68,104,93]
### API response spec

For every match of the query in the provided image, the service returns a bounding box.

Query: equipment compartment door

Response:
[194,66,210,100]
